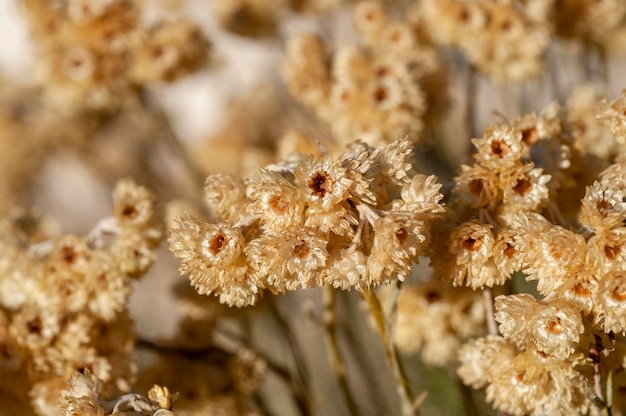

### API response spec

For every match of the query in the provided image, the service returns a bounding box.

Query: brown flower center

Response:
[468,179,484,196]
[462,236,481,251]
[308,171,334,199]
[27,316,43,335]
[269,195,289,214]
[292,241,310,259]
[605,244,621,260]
[121,204,138,218]
[611,285,626,302]
[513,177,532,196]
[521,127,539,146]
[61,245,78,264]
[503,243,516,259]
[490,140,510,158]
[396,227,409,245]
[210,233,229,256]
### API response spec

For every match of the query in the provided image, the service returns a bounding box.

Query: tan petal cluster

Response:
[0,179,162,414]
[284,1,446,146]
[169,139,446,306]
[23,0,210,113]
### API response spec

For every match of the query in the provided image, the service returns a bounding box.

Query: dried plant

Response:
[2,0,626,415]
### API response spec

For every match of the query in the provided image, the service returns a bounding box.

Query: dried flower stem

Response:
[465,64,477,155]
[214,326,310,415]
[482,287,498,336]
[268,296,312,414]
[590,334,610,414]
[136,91,205,201]
[361,289,418,416]
[322,286,358,416]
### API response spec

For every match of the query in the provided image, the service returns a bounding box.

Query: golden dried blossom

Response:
[295,155,353,211]
[585,228,626,275]
[130,20,209,83]
[171,138,445,305]
[579,180,626,232]
[247,169,305,231]
[472,125,524,171]
[113,178,157,230]
[511,213,586,294]
[549,267,600,315]
[486,350,590,416]
[168,215,257,307]
[246,226,328,291]
[500,163,551,212]
[495,294,584,359]
[594,270,626,333]
[320,248,368,290]
[283,5,446,145]
[204,173,250,225]
[419,0,551,81]
[453,164,501,211]
[368,212,427,285]
[22,0,209,113]
[438,220,502,289]
[457,335,517,389]
[399,174,446,215]
[392,280,484,366]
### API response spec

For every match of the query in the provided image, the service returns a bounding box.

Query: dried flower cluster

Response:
[418,0,626,81]
[169,138,445,306]
[213,0,348,36]
[451,92,626,415]
[418,0,552,81]
[6,0,626,415]
[284,1,447,146]
[386,278,485,366]
[59,369,175,416]
[0,179,161,415]
[23,0,210,113]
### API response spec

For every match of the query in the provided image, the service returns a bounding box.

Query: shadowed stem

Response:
[362,289,420,416]
[482,287,498,336]
[322,286,359,416]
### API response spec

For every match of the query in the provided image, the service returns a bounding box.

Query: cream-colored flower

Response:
[486,350,590,416]
[500,162,551,212]
[585,228,626,275]
[168,215,256,307]
[579,180,626,232]
[457,335,516,389]
[512,213,586,294]
[472,124,524,171]
[443,221,501,289]
[594,270,626,333]
[204,173,249,224]
[320,248,368,290]
[367,212,427,285]
[453,164,501,211]
[549,267,600,315]
[295,156,353,212]
[495,294,583,359]
[246,226,328,291]
[247,169,305,231]
[399,174,446,217]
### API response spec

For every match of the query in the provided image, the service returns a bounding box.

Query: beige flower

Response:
[472,125,524,171]
[495,294,583,359]
[247,169,305,231]
[443,221,501,289]
[367,212,427,285]
[594,270,626,333]
[246,226,328,291]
